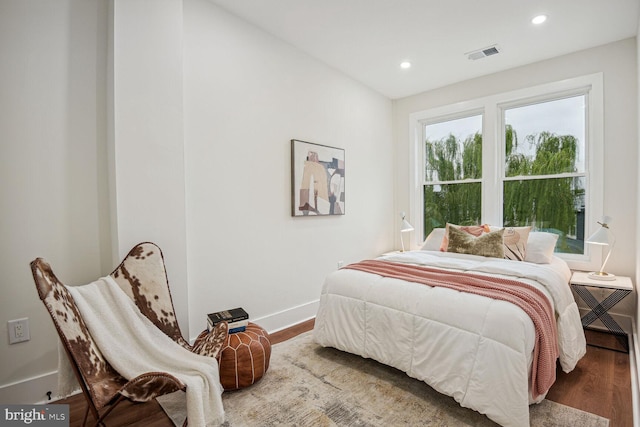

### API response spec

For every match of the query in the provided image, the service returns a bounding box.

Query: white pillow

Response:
[525,232,559,264]
[421,228,446,251]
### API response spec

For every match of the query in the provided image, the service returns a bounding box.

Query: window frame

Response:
[409,73,604,270]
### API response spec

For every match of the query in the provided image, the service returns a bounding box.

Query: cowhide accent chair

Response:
[30,242,229,426]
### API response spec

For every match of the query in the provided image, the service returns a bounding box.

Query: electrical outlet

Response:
[8,318,30,344]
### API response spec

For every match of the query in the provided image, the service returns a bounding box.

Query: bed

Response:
[313,228,586,427]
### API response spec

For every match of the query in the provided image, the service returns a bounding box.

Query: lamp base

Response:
[587,271,616,281]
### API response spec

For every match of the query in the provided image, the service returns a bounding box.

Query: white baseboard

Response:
[247,299,319,335]
[0,370,67,405]
[188,299,319,343]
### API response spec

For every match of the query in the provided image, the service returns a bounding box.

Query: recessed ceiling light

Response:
[532,15,547,25]
[400,61,411,69]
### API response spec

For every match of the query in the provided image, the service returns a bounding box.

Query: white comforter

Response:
[313,250,586,427]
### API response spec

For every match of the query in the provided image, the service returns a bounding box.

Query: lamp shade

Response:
[586,215,613,245]
[586,227,610,245]
[401,219,414,233]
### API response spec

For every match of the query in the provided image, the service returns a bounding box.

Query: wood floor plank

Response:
[546,329,632,427]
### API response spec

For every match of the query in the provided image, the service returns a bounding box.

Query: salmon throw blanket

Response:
[344,260,559,399]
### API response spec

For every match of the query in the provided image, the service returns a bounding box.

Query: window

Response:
[502,95,586,255]
[410,74,603,268]
[423,114,483,232]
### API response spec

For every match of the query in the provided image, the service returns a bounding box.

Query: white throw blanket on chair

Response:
[66,276,224,427]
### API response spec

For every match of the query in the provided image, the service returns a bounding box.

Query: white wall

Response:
[110,0,190,335]
[0,0,109,403]
[0,0,394,403]
[182,0,394,336]
[394,38,638,319]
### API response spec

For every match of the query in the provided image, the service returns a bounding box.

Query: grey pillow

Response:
[447,226,505,258]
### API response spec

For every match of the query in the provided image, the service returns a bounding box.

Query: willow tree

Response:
[424,132,482,234]
[503,130,582,251]
[424,126,582,252]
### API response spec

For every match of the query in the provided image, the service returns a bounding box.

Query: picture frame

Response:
[291,139,345,216]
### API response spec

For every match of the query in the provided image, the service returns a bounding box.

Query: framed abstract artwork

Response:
[291,139,345,216]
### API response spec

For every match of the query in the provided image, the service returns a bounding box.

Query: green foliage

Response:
[424,132,482,234]
[503,130,583,252]
[424,182,482,231]
[506,131,579,177]
[424,126,584,254]
[503,178,584,252]
[462,132,482,179]
[425,133,482,181]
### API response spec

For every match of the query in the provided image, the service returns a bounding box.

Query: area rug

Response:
[157,332,609,426]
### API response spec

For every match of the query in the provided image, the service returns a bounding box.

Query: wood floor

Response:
[546,328,633,427]
[55,319,633,426]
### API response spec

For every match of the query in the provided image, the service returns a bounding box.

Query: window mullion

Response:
[482,103,500,225]
[503,172,586,182]
[424,178,483,186]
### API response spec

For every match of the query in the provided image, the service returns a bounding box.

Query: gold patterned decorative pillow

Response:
[446,226,505,258]
[503,226,531,261]
[439,223,490,251]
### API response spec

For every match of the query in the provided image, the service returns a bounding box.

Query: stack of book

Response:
[207,307,249,334]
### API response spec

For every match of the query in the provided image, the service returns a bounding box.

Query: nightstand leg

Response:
[572,285,631,352]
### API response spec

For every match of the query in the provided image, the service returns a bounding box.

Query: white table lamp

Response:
[400,212,414,252]
[586,216,616,281]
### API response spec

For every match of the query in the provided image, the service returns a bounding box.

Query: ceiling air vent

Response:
[467,45,501,61]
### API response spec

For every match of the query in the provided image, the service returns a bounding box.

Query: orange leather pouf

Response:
[218,322,271,390]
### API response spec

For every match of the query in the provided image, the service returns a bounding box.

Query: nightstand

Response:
[570,271,633,352]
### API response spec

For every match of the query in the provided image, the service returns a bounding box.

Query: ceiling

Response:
[208,0,640,99]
